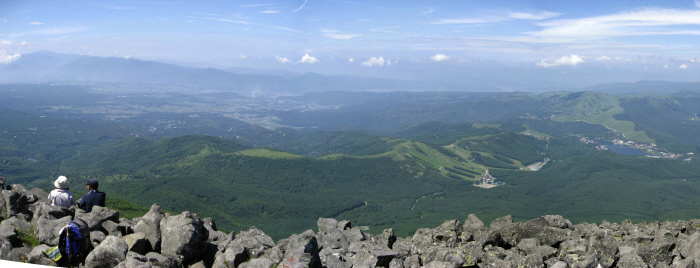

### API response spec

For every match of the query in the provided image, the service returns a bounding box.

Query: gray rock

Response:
[318,217,339,233]
[32,215,72,246]
[122,232,147,255]
[0,219,19,246]
[344,227,366,244]
[231,226,275,258]
[423,260,453,268]
[0,238,12,259]
[91,230,107,244]
[373,228,396,249]
[238,258,274,268]
[7,246,32,262]
[617,253,649,268]
[681,233,700,259]
[490,215,514,232]
[103,220,122,237]
[223,239,248,268]
[404,255,421,268]
[278,229,321,268]
[3,188,31,218]
[389,258,404,268]
[463,214,486,233]
[159,211,208,265]
[337,220,352,230]
[318,228,349,252]
[133,204,165,253]
[75,206,120,232]
[118,218,134,236]
[145,252,178,268]
[27,244,59,266]
[85,235,129,268]
[638,239,674,266]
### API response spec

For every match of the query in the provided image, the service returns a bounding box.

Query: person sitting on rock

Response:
[80,178,106,213]
[48,176,76,208]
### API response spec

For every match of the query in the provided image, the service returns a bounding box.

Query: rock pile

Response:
[2,183,700,267]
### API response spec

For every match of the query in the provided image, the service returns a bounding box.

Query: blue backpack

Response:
[58,219,92,265]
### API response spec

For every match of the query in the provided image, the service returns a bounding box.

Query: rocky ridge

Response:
[2,181,700,267]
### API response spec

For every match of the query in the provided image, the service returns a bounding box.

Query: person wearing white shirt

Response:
[48,176,76,208]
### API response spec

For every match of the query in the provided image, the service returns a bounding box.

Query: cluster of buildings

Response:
[579,137,692,160]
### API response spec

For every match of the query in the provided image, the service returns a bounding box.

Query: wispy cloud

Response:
[1,40,11,45]
[530,8,700,38]
[421,8,435,15]
[276,56,290,63]
[299,53,319,63]
[362,56,386,67]
[430,54,450,61]
[261,10,280,14]
[537,54,585,67]
[29,22,44,25]
[0,51,21,64]
[320,29,360,39]
[680,64,688,69]
[10,27,87,38]
[597,56,611,61]
[293,0,308,12]
[189,12,226,17]
[508,11,561,20]
[430,10,560,24]
[349,58,354,62]
[371,26,399,33]
[696,1,700,8]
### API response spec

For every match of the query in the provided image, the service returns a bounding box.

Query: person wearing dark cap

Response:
[80,178,106,213]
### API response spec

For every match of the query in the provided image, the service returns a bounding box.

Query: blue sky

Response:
[1,0,700,87]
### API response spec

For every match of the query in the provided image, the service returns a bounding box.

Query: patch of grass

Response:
[18,228,40,248]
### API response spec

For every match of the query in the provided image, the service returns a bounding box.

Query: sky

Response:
[1,0,700,88]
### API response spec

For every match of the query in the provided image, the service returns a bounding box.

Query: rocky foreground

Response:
[2,183,700,267]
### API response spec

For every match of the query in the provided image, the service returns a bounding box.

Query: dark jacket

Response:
[80,191,106,212]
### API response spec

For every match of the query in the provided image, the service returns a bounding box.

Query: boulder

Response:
[133,204,165,253]
[145,252,178,268]
[91,230,107,244]
[238,258,273,268]
[159,211,208,265]
[229,226,275,258]
[103,220,122,237]
[122,232,147,255]
[75,205,120,232]
[26,244,59,266]
[6,246,32,262]
[276,230,322,268]
[2,188,31,218]
[32,215,72,246]
[0,219,20,246]
[317,217,339,233]
[85,235,129,268]
[118,218,134,236]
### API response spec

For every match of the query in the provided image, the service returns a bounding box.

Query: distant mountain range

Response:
[0,51,447,93]
[2,51,700,95]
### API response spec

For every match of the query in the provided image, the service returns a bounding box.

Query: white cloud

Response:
[537,54,585,67]
[430,54,450,61]
[696,1,700,8]
[240,54,247,59]
[597,56,611,61]
[1,40,11,45]
[530,9,700,38]
[29,22,44,25]
[508,11,561,20]
[299,53,319,63]
[680,64,688,69]
[275,56,290,63]
[260,10,279,14]
[362,57,385,67]
[20,41,27,45]
[348,58,354,63]
[421,8,435,15]
[663,65,669,69]
[0,51,20,64]
[320,29,360,40]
